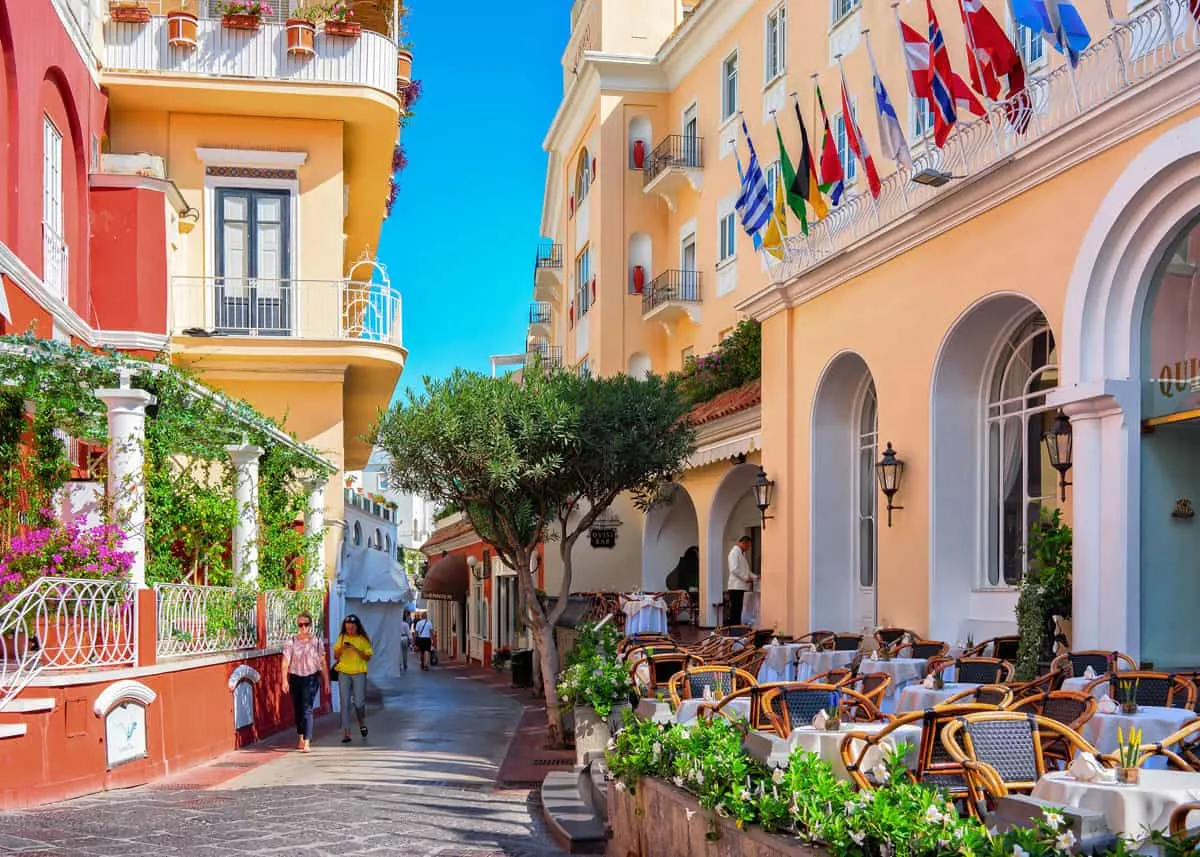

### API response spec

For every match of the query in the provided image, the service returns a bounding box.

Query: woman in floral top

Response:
[282,611,330,752]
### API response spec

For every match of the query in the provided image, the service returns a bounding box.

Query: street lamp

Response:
[752,467,775,530]
[1043,409,1074,501]
[875,442,905,527]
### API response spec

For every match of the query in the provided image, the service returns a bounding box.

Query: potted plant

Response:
[286,5,322,57]
[110,1,151,23]
[217,0,273,32]
[323,0,360,38]
[1116,726,1142,784]
[556,622,633,766]
[167,0,198,49]
[397,43,413,86]
[1014,508,1073,681]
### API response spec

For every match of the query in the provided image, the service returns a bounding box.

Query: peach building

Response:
[529,0,1200,668]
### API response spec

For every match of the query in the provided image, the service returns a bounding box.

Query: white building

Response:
[352,447,437,552]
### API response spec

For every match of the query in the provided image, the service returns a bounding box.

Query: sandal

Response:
[341,735,352,744]
[360,726,368,738]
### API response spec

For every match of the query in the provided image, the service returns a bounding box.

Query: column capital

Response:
[94,387,156,412]
[302,474,329,492]
[225,444,265,466]
[1047,379,1140,421]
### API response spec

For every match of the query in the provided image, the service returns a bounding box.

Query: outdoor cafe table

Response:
[1033,769,1200,842]
[895,682,980,713]
[757,643,811,682]
[797,649,857,679]
[788,721,922,781]
[622,594,668,637]
[859,658,928,701]
[1080,706,1198,768]
[675,697,751,726]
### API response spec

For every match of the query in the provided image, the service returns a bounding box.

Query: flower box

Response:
[166,10,198,49]
[285,19,316,57]
[110,3,151,23]
[222,13,261,31]
[323,20,361,38]
[396,48,413,85]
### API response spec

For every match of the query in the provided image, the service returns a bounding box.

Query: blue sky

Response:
[378,3,569,400]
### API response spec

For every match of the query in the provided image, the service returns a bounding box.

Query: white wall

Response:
[542,493,643,595]
[641,487,699,591]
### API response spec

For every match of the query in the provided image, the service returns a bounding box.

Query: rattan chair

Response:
[631,651,702,697]
[964,636,1021,661]
[1126,717,1200,771]
[873,627,910,652]
[1089,671,1197,709]
[1170,802,1200,837]
[910,703,998,801]
[841,672,892,709]
[807,668,852,686]
[942,711,1108,818]
[667,665,758,709]
[906,640,950,660]
[696,682,789,732]
[1009,670,1065,699]
[1050,649,1137,678]
[1005,690,1098,766]
[930,657,1014,685]
[794,630,835,650]
[940,684,1013,708]
[759,682,884,737]
[832,633,864,652]
[725,646,767,677]
[840,710,927,791]
[716,624,755,638]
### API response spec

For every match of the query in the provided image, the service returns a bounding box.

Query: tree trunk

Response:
[513,546,565,746]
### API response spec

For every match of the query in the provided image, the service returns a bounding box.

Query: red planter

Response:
[632,139,646,169]
[285,19,316,56]
[323,20,362,38]
[110,4,151,23]
[631,265,645,295]
[222,13,261,32]
[167,10,198,49]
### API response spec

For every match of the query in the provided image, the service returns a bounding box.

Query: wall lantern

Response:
[752,467,775,530]
[875,442,905,527]
[468,556,488,581]
[1043,409,1073,501]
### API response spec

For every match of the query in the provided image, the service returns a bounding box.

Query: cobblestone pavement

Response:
[0,667,567,857]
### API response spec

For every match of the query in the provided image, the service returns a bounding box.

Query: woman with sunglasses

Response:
[282,611,330,753]
[333,614,374,743]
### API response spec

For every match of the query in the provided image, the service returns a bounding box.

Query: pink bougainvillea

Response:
[0,522,134,601]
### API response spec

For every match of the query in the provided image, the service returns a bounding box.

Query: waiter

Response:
[726,535,758,626]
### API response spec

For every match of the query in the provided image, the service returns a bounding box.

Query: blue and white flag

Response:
[733,148,763,250]
[866,36,912,171]
[1009,0,1091,67]
[734,118,774,239]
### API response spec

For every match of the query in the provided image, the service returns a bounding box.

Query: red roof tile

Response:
[687,379,762,426]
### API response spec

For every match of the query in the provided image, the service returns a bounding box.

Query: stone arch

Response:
[704,462,762,626]
[642,484,699,592]
[574,147,591,204]
[628,231,652,295]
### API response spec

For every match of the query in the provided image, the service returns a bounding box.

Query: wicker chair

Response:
[911,703,999,802]
[1009,671,1065,699]
[631,652,702,697]
[964,636,1021,661]
[942,712,1108,818]
[873,627,910,652]
[841,672,892,709]
[667,666,758,709]
[716,624,755,638]
[759,683,884,737]
[1128,718,1200,771]
[807,668,852,686]
[907,640,950,660]
[794,630,835,650]
[930,657,1014,685]
[617,633,674,656]
[1005,690,1098,766]
[1050,650,1137,678]
[832,633,864,652]
[1090,671,1198,709]
[940,684,1014,708]
[725,646,767,677]
[696,682,788,732]
[840,710,927,791]
[1170,802,1200,837]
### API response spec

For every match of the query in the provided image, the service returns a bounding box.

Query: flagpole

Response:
[863,27,910,208]
[891,2,934,173]
[835,53,882,227]
[957,0,1007,161]
[1103,0,1131,87]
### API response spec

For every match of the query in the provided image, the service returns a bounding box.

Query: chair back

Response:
[1006,690,1096,731]
[760,683,882,736]
[807,668,851,686]
[841,672,892,707]
[833,633,863,652]
[1108,671,1196,709]
[945,657,1013,685]
[795,630,835,650]
[668,666,756,708]
[912,703,995,800]
[973,684,1016,707]
[909,640,949,660]
[717,624,754,638]
[840,710,926,791]
[1051,650,1135,677]
[636,652,698,696]
[992,636,1021,661]
[873,627,909,650]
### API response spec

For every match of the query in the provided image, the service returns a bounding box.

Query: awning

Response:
[341,547,412,604]
[422,553,469,602]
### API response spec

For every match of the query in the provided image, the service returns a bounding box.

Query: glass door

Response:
[682,104,699,167]
[854,383,878,630]
[215,188,291,336]
[680,235,698,301]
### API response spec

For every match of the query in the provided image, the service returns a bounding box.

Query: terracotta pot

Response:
[35,615,96,668]
[222,13,260,32]
[110,4,151,23]
[166,10,198,49]
[323,20,362,38]
[396,49,413,84]
[631,265,645,295]
[632,139,646,169]
[285,19,316,56]
[1116,766,1141,785]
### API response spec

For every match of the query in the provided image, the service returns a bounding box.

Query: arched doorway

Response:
[810,353,878,633]
[705,462,762,627]
[641,484,699,592]
[930,295,1057,644]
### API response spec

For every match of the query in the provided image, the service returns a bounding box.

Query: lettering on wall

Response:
[1155,358,1200,397]
[105,702,148,768]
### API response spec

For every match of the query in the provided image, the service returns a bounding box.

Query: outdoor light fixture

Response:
[1043,409,1074,501]
[752,467,775,530]
[911,168,959,188]
[468,556,487,581]
[875,442,905,527]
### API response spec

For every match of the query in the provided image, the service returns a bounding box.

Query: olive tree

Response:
[375,366,694,744]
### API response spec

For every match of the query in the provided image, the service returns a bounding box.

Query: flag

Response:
[899,18,987,117]
[761,169,789,260]
[1009,0,1090,67]
[927,0,959,148]
[734,118,774,239]
[733,148,764,250]
[867,36,912,171]
[959,0,1032,132]
[791,101,828,222]
[775,121,809,235]
[1192,0,1200,25]
[838,69,882,198]
[815,84,845,205]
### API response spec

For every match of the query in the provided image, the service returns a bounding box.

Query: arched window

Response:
[855,383,878,589]
[353,521,362,546]
[984,314,1058,587]
[575,148,591,204]
[385,534,392,553]
[373,528,383,550]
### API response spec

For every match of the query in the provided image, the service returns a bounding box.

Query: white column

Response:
[95,371,155,590]
[226,444,264,585]
[303,476,327,588]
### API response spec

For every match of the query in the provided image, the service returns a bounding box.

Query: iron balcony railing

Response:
[773,0,1200,282]
[155,583,258,658]
[644,134,703,186]
[172,276,402,346]
[264,589,325,648]
[535,242,563,270]
[526,344,563,370]
[642,270,702,314]
[529,301,552,325]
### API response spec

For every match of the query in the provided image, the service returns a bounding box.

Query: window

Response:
[910,96,936,142]
[831,0,860,25]
[385,535,391,553]
[719,327,733,341]
[718,212,736,263]
[576,245,593,316]
[721,51,739,121]
[214,188,291,335]
[373,528,383,549]
[680,233,698,300]
[1013,21,1045,69]
[42,117,66,298]
[575,148,591,204]
[984,315,1058,587]
[765,5,786,81]
[353,521,362,546]
[378,475,389,490]
[681,346,695,367]
[833,108,857,183]
[856,384,878,589]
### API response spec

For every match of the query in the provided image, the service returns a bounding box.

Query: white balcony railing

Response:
[264,589,325,647]
[103,15,399,100]
[773,0,1200,283]
[0,577,136,713]
[42,223,69,299]
[155,583,258,658]
[172,276,403,346]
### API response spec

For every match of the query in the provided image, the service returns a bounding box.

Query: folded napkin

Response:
[922,675,936,689]
[868,650,878,661]
[770,637,779,646]
[1069,752,1103,782]
[1083,665,1097,680]
[1097,694,1119,714]
[811,710,829,729]
[702,685,714,701]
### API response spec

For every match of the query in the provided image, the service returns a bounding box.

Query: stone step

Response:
[540,771,608,855]
[0,723,27,739]
[2,698,56,714]
[578,761,608,820]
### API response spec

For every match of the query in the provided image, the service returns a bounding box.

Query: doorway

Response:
[215,188,292,335]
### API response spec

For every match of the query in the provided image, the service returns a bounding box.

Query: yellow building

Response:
[532,0,1200,668]
[101,1,410,576]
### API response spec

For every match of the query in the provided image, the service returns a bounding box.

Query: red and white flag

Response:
[958,0,1031,132]
[898,18,986,117]
[838,67,881,199]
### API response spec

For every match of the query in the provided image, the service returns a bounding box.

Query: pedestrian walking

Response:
[398,610,411,671]
[414,612,434,671]
[282,611,330,753]
[333,614,373,743]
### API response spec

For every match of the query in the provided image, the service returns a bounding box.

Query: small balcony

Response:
[642,270,702,326]
[529,301,552,336]
[643,134,703,212]
[525,343,563,372]
[534,242,563,303]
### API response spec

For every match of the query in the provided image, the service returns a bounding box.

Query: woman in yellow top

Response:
[333,614,373,743]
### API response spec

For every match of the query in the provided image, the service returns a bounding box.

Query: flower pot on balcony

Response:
[286,19,316,57]
[222,13,261,32]
[110,3,151,23]
[323,20,362,38]
[396,48,413,85]
[167,10,198,49]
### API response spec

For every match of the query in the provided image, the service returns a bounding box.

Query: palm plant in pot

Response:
[109,1,151,24]
[167,0,198,49]
[217,0,274,32]
[323,0,360,37]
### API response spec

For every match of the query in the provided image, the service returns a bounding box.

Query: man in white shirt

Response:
[726,535,757,626]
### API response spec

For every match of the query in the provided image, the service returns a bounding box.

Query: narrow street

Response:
[0,668,567,857]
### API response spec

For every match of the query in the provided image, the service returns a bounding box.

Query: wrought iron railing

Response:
[265,589,325,647]
[526,344,563,370]
[642,270,701,314]
[529,301,552,325]
[773,0,1200,282]
[535,243,563,270]
[155,583,258,658]
[0,577,136,712]
[644,134,703,186]
[42,223,69,299]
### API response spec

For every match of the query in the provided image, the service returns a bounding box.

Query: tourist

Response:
[282,611,330,753]
[334,614,373,743]
[726,535,757,626]
[399,610,411,671]
[414,612,434,671]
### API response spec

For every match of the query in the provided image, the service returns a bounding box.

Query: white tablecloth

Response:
[675,697,751,726]
[788,721,922,781]
[895,682,980,713]
[622,596,668,636]
[797,649,857,679]
[860,658,928,693]
[1062,676,1108,697]
[1033,770,1200,840]
[1080,706,1198,764]
[757,643,810,682]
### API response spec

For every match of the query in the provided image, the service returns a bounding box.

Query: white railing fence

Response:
[155,583,258,658]
[0,577,136,712]
[265,589,325,647]
[772,0,1200,283]
[42,223,69,300]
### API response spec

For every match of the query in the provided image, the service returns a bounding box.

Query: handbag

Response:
[330,667,339,682]
[429,649,439,666]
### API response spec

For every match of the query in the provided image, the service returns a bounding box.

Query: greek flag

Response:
[734,118,773,238]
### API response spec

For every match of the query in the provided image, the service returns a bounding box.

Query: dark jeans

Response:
[727,589,745,626]
[288,672,320,739]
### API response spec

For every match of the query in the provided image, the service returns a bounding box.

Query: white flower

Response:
[672,775,684,787]
[606,738,617,751]
[924,804,944,824]
[771,767,785,785]
[871,763,891,783]
[739,788,751,801]
[1044,810,1064,828]
[652,741,662,758]
[695,771,704,785]
[1012,845,1029,857]
[850,831,866,845]
[615,781,627,792]
[844,800,857,817]
[859,790,875,803]
[1055,830,1077,852]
